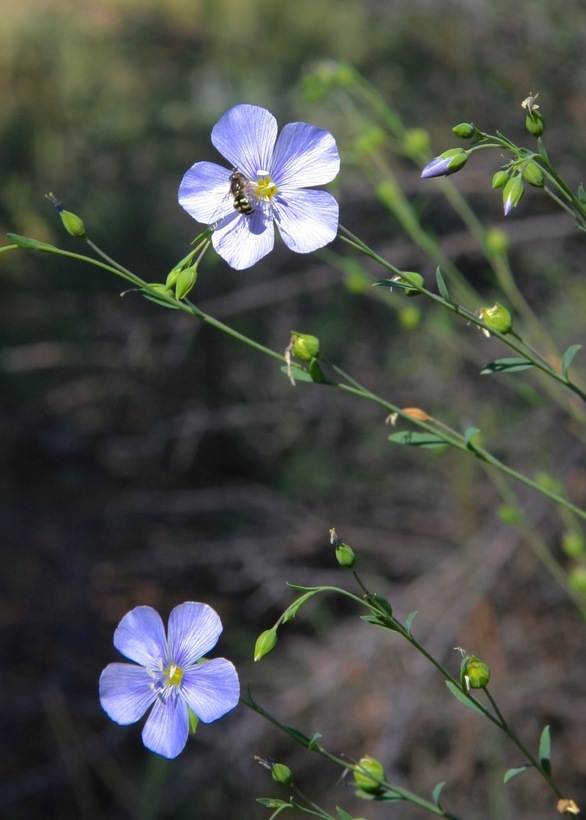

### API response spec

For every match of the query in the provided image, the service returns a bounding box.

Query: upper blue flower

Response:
[99,602,240,759]
[178,104,340,270]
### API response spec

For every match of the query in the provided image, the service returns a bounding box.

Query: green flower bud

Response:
[491,170,510,189]
[46,193,86,239]
[354,126,387,155]
[254,628,278,662]
[175,265,198,300]
[523,160,544,188]
[291,332,320,362]
[166,268,180,289]
[393,271,424,297]
[398,305,421,330]
[525,109,544,137]
[503,175,525,215]
[353,755,386,794]
[464,655,491,689]
[452,122,477,140]
[485,228,509,255]
[477,302,513,335]
[335,542,356,568]
[271,763,293,786]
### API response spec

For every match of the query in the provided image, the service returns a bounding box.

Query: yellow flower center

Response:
[253,172,278,202]
[164,663,184,688]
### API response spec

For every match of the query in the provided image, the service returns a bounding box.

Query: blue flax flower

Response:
[99,602,240,759]
[178,104,340,270]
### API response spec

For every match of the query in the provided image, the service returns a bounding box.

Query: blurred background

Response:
[1,0,585,818]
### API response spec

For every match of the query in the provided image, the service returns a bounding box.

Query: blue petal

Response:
[271,122,340,188]
[99,662,157,724]
[181,658,240,723]
[113,606,167,667]
[211,105,277,179]
[167,602,222,667]
[420,156,452,179]
[273,188,338,253]
[142,693,189,759]
[178,161,233,224]
[212,209,274,270]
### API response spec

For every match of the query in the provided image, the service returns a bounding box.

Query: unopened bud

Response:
[503,175,525,215]
[175,265,198,300]
[271,763,293,786]
[335,542,356,568]
[353,755,386,794]
[491,170,510,189]
[477,302,513,336]
[46,193,86,239]
[254,629,277,662]
[464,655,491,689]
[291,332,320,362]
[452,122,477,140]
[523,161,544,188]
[392,271,424,297]
[525,109,544,137]
[421,148,468,179]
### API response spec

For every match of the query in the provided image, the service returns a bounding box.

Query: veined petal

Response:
[212,105,277,179]
[167,602,222,667]
[142,694,189,759]
[99,662,157,725]
[181,659,240,723]
[178,161,232,224]
[212,209,274,270]
[113,606,167,667]
[271,122,340,188]
[273,189,339,253]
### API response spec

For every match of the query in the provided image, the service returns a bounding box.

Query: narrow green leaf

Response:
[405,610,419,634]
[539,725,552,776]
[336,808,355,820]
[481,358,534,375]
[388,431,447,448]
[435,266,450,300]
[256,797,291,809]
[372,278,395,288]
[361,614,394,630]
[537,137,549,162]
[445,681,486,716]
[308,733,322,750]
[561,344,581,378]
[578,182,586,205]
[432,781,445,807]
[464,426,481,448]
[504,764,532,783]
[280,364,313,382]
[6,233,56,251]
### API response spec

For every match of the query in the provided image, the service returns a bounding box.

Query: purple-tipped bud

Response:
[421,148,468,179]
[502,175,525,215]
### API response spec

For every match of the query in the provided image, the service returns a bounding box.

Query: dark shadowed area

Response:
[1,1,585,818]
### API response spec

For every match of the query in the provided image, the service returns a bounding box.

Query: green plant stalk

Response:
[338,226,586,402]
[340,575,564,799]
[242,690,461,819]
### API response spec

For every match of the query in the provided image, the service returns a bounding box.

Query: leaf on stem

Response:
[140,289,181,310]
[539,724,552,776]
[388,431,447,448]
[481,358,534,375]
[435,267,451,301]
[561,345,581,379]
[431,781,445,807]
[504,764,532,783]
[444,681,486,716]
[280,364,313,382]
[405,610,419,635]
[336,808,355,820]
[537,137,549,162]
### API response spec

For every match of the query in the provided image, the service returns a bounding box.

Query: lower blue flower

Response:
[178,104,340,270]
[99,602,240,759]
